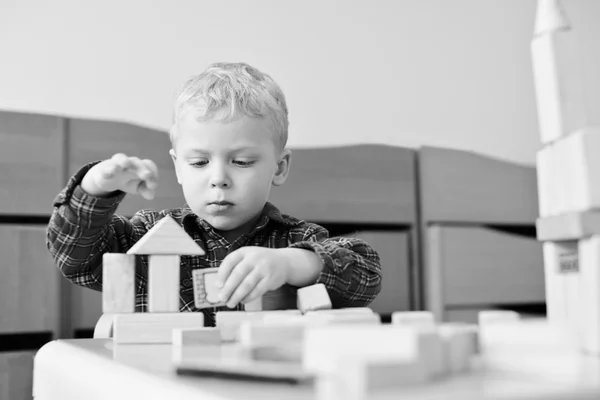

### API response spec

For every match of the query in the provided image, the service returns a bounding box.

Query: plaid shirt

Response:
[46,162,382,326]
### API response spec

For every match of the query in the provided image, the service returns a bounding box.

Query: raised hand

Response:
[81,153,159,200]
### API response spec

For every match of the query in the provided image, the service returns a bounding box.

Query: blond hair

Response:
[170,62,289,151]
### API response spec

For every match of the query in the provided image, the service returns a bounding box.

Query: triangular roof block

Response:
[127,215,205,255]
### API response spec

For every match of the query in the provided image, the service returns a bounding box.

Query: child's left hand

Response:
[215,247,289,308]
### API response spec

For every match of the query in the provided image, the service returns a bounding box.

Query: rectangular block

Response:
[543,241,581,343]
[305,312,381,326]
[537,211,600,241]
[216,310,301,342]
[316,353,428,400]
[577,236,600,356]
[531,29,586,144]
[297,283,332,313]
[541,128,600,215]
[113,313,204,343]
[102,253,135,314]
[536,144,553,217]
[148,255,180,312]
[304,326,421,374]
[172,327,221,346]
[239,321,305,348]
[391,311,435,328]
[438,325,477,373]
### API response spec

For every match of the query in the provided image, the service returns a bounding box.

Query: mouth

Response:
[209,201,234,206]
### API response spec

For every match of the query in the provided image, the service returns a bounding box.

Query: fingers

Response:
[240,276,269,305]
[216,250,245,289]
[224,269,264,309]
[218,257,253,308]
[101,154,159,198]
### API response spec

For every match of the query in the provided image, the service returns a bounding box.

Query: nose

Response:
[208,164,231,188]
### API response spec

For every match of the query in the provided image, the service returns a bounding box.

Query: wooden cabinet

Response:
[418,146,542,320]
[0,225,61,334]
[426,225,544,322]
[0,111,65,215]
[68,118,185,216]
[0,351,34,400]
[352,231,411,314]
[270,145,416,224]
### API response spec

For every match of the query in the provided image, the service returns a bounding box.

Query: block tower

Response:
[532,0,600,356]
[100,215,206,343]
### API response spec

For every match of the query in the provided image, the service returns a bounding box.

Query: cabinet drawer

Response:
[68,119,185,216]
[0,111,65,215]
[429,225,544,306]
[0,225,61,334]
[350,231,411,314]
[0,351,34,400]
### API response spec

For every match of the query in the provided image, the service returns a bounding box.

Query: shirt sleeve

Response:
[46,162,150,291]
[288,223,382,308]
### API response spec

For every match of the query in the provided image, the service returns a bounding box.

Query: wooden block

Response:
[478,310,520,326]
[542,241,581,343]
[438,324,476,373]
[315,353,428,400]
[564,128,600,212]
[216,310,301,342]
[127,216,205,255]
[537,211,600,241]
[536,145,554,217]
[192,267,226,309]
[576,236,600,355]
[297,283,332,313]
[249,344,303,363]
[148,255,180,313]
[102,253,135,314]
[304,325,421,374]
[113,312,204,343]
[531,2,586,144]
[391,311,435,328]
[239,321,305,348]
[93,313,115,338]
[172,327,221,346]
[305,312,381,326]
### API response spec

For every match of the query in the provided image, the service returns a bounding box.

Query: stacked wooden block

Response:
[101,216,206,343]
[532,0,600,356]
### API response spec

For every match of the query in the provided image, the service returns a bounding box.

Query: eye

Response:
[190,160,208,168]
[233,160,256,167]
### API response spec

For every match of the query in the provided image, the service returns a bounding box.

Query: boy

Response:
[46,62,382,326]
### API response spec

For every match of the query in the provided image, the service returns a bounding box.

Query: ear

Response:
[169,149,182,185]
[272,149,291,186]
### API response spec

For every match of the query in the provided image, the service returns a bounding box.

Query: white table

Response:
[33,321,600,400]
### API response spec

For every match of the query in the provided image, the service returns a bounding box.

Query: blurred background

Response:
[1,0,599,164]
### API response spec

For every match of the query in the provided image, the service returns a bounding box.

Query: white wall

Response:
[0,0,598,165]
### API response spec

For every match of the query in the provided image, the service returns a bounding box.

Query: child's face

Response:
[171,111,289,236]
